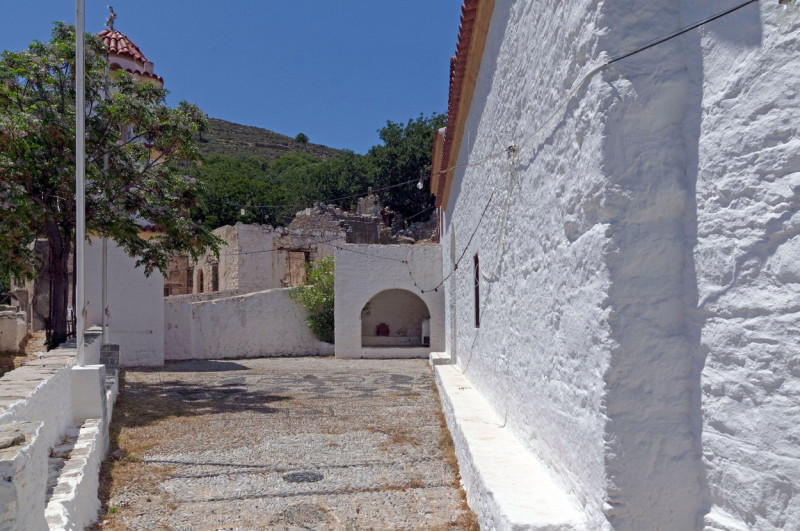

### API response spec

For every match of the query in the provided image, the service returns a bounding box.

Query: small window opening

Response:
[211,262,219,292]
[474,253,480,328]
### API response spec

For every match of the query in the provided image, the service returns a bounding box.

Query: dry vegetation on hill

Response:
[199,118,344,160]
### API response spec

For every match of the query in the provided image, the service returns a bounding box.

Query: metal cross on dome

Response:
[106,5,116,31]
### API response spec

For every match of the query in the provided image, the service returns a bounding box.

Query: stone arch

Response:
[360,289,431,347]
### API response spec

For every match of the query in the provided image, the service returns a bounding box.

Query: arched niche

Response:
[361,289,431,347]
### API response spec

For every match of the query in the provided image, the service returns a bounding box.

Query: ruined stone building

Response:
[165,223,346,296]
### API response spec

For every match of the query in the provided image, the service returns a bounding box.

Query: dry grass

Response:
[429,381,480,531]
[366,425,420,450]
[382,477,425,492]
[92,372,191,529]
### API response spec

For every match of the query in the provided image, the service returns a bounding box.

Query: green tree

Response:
[0,268,9,305]
[0,23,219,347]
[289,255,334,343]
[294,132,309,144]
[191,154,285,229]
[366,112,445,219]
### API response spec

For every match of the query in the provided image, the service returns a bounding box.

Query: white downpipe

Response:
[102,151,109,344]
[75,0,86,365]
[102,236,108,344]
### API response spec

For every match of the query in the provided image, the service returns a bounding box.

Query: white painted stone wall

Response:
[360,289,430,345]
[441,1,799,529]
[689,4,800,529]
[84,237,165,367]
[0,333,110,529]
[164,288,333,360]
[334,244,444,358]
[0,310,26,352]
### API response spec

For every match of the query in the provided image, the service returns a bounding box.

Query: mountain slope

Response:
[199,118,345,160]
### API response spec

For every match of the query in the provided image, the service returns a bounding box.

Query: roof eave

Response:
[433,0,496,211]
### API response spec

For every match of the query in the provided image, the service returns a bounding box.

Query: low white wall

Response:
[0,332,101,451]
[85,237,165,367]
[0,331,111,530]
[165,288,332,360]
[0,421,47,530]
[334,245,444,359]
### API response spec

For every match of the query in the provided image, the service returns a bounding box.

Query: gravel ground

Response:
[96,357,476,530]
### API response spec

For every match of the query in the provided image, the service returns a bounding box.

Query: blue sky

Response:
[0,1,463,154]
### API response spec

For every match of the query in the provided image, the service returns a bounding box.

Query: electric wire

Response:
[229,178,421,211]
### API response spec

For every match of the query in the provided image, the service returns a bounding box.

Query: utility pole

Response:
[75,0,86,365]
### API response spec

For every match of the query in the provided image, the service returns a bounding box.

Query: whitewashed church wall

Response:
[444,1,798,528]
[84,238,164,367]
[690,4,800,529]
[445,1,619,526]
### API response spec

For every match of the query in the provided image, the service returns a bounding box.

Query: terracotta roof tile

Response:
[97,28,150,63]
[436,0,480,206]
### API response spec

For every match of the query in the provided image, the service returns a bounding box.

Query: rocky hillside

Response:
[199,118,344,160]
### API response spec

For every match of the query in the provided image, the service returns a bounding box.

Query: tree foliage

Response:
[193,113,445,230]
[0,23,219,346]
[365,112,445,218]
[191,154,284,228]
[289,255,334,343]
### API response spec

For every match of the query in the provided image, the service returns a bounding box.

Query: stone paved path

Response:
[97,357,476,530]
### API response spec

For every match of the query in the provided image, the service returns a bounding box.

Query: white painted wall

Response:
[334,244,444,359]
[690,4,800,529]
[0,310,26,352]
[0,333,109,530]
[441,1,799,529]
[361,289,430,344]
[84,237,164,367]
[164,288,333,360]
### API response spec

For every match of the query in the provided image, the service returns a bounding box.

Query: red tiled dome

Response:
[97,28,163,84]
[97,28,149,63]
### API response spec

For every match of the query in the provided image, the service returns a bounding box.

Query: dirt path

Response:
[95,357,477,530]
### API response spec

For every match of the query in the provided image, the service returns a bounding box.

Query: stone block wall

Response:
[0,310,27,352]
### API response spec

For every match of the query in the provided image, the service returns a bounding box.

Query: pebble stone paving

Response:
[98,357,475,530]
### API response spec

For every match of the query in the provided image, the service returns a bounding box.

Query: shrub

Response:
[295,132,309,144]
[289,255,334,343]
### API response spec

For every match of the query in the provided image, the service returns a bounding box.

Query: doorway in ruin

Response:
[360,289,431,347]
[286,251,310,287]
